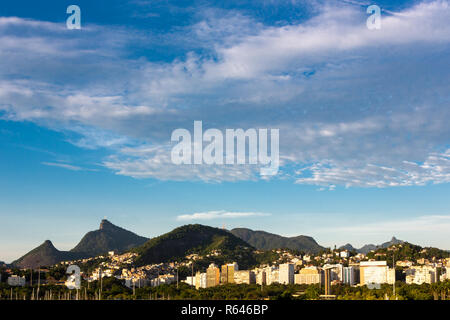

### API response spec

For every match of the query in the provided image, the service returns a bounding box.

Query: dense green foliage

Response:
[134,224,255,267]
[2,278,450,300]
[333,281,450,300]
[367,242,450,265]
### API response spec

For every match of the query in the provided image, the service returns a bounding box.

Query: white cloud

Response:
[176,210,271,221]
[103,144,259,182]
[0,16,65,30]
[0,1,449,186]
[41,162,84,171]
[295,149,450,187]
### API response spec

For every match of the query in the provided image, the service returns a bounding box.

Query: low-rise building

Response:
[184,276,195,286]
[7,275,26,287]
[406,266,438,285]
[294,266,323,285]
[221,262,238,284]
[234,270,255,284]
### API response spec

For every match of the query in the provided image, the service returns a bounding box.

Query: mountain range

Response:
[12,219,148,269]
[11,240,84,269]
[339,237,404,254]
[10,220,410,269]
[230,228,323,253]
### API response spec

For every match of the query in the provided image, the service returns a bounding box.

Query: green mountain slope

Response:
[368,241,450,260]
[134,224,253,266]
[230,228,323,253]
[70,219,148,256]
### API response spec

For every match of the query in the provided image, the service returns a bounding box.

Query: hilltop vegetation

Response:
[134,224,255,268]
[367,242,450,264]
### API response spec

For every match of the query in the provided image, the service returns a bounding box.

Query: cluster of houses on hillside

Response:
[3,246,450,291]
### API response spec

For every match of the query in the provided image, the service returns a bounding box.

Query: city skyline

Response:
[2,217,449,264]
[1,0,450,263]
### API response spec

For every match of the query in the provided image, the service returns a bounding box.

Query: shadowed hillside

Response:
[230,228,323,253]
[134,224,254,266]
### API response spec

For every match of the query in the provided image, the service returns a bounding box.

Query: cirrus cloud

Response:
[0,1,449,187]
[176,210,271,221]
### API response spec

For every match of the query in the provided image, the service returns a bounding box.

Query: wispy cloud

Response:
[295,150,450,188]
[176,210,271,221]
[103,144,260,182]
[41,162,97,172]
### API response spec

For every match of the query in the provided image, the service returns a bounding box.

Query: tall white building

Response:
[343,266,357,285]
[279,263,294,285]
[254,269,266,285]
[265,266,279,285]
[195,272,207,289]
[360,261,395,286]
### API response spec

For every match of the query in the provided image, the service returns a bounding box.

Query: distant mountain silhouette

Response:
[380,237,404,248]
[12,220,148,268]
[230,228,323,253]
[70,219,148,256]
[357,244,378,254]
[339,237,404,254]
[339,243,357,252]
[134,224,253,266]
[12,240,83,269]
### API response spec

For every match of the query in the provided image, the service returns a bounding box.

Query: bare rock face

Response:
[70,219,148,256]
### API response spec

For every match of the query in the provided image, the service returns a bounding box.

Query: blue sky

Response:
[0,0,449,262]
